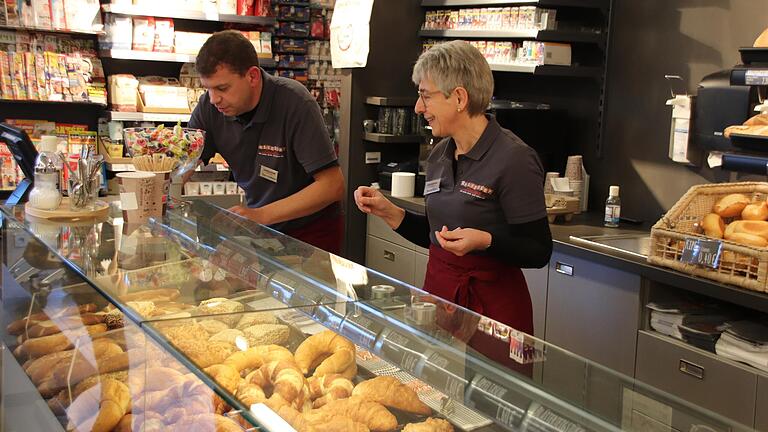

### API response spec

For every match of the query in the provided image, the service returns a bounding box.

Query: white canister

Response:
[391,172,416,198]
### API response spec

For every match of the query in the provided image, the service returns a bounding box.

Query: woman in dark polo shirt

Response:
[354,41,552,364]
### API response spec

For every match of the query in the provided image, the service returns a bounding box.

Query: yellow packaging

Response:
[0,52,11,99]
[10,51,27,100]
[23,51,38,100]
[35,52,47,101]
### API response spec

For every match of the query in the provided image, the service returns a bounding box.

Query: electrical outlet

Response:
[365,152,381,164]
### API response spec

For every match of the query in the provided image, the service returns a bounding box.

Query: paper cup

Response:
[391,172,416,198]
[135,170,172,215]
[117,171,161,224]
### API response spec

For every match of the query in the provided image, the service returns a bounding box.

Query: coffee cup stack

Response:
[564,155,584,212]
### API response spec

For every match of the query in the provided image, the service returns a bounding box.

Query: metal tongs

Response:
[60,146,104,209]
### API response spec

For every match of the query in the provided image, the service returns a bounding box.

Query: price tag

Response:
[745,70,768,86]
[679,237,722,268]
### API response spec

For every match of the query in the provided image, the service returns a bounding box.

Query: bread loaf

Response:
[173,339,236,368]
[242,324,290,347]
[209,329,246,346]
[199,319,231,336]
[197,298,244,327]
[755,28,768,47]
[351,376,431,415]
[118,288,180,303]
[701,213,725,238]
[6,303,98,335]
[66,378,131,432]
[236,312,278,329]
[14,323,107,360]
[742,202,768,221]
[22,313,106,340]
[724,124,768,138]
[713,194,750,217]
[403,418,454,432]
[745,114,768,127]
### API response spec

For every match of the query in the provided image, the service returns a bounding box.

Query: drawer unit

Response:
[367,214,413,248]
[366,235,415,285]
[757,376,768,431]
[635,331,757,427]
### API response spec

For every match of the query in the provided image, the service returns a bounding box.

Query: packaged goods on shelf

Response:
[63,0,101,32]
[218,0,236,14]
[424,6,556,32]
[277,21,309,37]
[153,18,174,53]
[101,15,133,49]
[108,74,138,111]
[423,39,571,67]
[259,32,272,57]
[49,0,64,29]
[137,76,190,113]
[5,0,18,26]
[132,16,155,51]
[276,38,307,54]
[174,31,210,55]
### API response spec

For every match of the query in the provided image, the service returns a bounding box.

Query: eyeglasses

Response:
[417,89,446,106]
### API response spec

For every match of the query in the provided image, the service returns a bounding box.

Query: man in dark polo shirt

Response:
[188,30,345,254]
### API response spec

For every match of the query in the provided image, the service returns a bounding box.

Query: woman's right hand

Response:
[354,186,405,229]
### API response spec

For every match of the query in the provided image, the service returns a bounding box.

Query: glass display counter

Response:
[0,200,755,432]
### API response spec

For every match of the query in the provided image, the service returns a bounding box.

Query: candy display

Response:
[124,124,205,176]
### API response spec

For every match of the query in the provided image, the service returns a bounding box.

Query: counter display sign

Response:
[745,69,768,86]
[679,238,722,268]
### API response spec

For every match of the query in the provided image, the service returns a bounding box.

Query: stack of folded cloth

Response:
[646,302,730,343]
[716,321,768,372]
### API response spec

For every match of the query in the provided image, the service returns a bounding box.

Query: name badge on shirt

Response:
[260,165,279,183]
[424,179,441,195]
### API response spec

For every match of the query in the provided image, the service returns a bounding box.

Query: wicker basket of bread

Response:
[648,182,768,292]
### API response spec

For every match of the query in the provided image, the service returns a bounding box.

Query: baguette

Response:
[351,376,431,415]
[26,338,121,385]
[14,323,108,360]
[22,313,106,340]
[6,303,98,335]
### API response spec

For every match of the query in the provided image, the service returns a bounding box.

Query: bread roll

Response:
[14,323,108,360]
[755,28,768,47]
[22,313,106,340]
[713,193,750,217]
[6,303,98,336]
[727,232,768,247]
[727,220,768,240]
[352,376,431,415]
[701,213,725,238]
[209,329,246,346]
[742,202,768,221]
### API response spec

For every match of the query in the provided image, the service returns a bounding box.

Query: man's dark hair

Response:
[195,30,260,77]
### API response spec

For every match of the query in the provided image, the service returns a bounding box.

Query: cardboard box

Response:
[541,42,571,66]
[138,84,190,113]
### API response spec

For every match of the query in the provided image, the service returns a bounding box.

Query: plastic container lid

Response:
[39,135,59,153]
[609,185,620,196]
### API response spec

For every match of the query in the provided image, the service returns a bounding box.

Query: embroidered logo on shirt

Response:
[258,145,286,158]
[459,180,494,199]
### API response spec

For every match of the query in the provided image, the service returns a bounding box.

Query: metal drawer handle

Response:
[384,250,395,261]
[679,359,705,380]
[555,261,574,276]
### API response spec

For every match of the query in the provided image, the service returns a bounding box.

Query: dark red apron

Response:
[285,212,343,255]
[424,244,533,376]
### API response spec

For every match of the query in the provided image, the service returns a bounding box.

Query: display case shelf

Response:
[102,4,276,26]
[365,96,418,106]
[0,24,104,36]
[108,111,191,122]
[99,49,197,62]
[364,132,422,143]
[419,28,603,44]
[421,0,609,9]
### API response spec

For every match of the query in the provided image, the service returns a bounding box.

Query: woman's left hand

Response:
[434,226,492,257]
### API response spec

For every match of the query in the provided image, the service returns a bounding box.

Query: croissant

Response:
[352,376,431,415]
[66,378,131,432]
[236,382,267,406]
[402,418,454,432]
[205,363,242,414]
[276,405,370,432]
[308,374,354,408]
[253,360,308,406]
[168,414,244,432]
[294,330,356,377]
[223,344,294,373]
[318,397,398,432]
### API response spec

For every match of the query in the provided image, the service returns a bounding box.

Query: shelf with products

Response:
[421,0,609,9]
[490,62,602,77]
[107,111,191,123]
[419,28,603,45]
[0,24,104,36]
[0,99,106,107]
[102,4,277,25]
[99,49,197,63]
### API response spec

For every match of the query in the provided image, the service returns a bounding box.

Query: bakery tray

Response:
[728,133,768,151]
[739,47,768,65]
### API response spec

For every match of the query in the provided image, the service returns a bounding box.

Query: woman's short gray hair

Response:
[412,40,493,116]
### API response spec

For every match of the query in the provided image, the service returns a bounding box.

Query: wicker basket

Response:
[648,182,768,292]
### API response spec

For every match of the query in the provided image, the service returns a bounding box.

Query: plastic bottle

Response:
[28,136,63,210]
[604,185,621,228]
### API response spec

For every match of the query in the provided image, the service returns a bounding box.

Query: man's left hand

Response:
[228,205,267,224]
[434,226,492,257]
